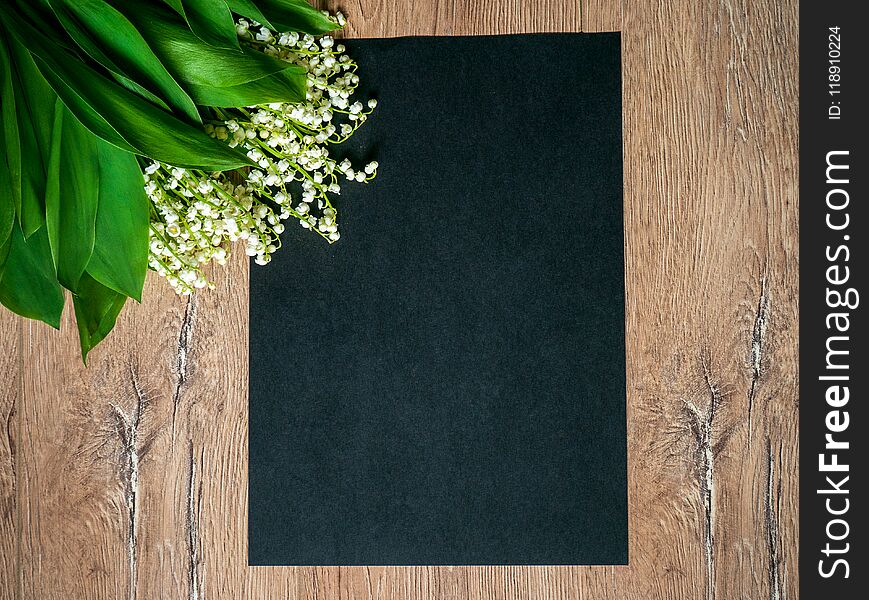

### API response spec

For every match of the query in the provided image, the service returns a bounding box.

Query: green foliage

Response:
[49,0,202,123]
[87,141,150,302]
[117,1,308,106]
[72,272,128,364]
[45,100,99,291]
[0,225,65,328]
[0,166,12,255]
[236,0,338,35]
[178,0,242,50]
[0,0,339,361]
[2,35,54,237]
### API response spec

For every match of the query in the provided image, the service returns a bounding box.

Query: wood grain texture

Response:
[582,1,621,32]
[0,1,799,598]
[0,313,19,600]
[330,0,581,37]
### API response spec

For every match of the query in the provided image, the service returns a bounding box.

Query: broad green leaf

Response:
[0,155,10,272]
[181,0,241,50]
[0,224,64,328]
[187,62,305,105]
[10,0,56,25]
[0,95,14,252]
[28,62,138,155]
[117,1,296,88]
[3,36,55,236]
[156,0,240,49]
[72,271,127,364]
[10,0,103,58]
[0,235,10,279]
[43,100,63,267]
[7,40,55,159]
[47,0,202,123]
[45,102,99,291]
[225,0,274,29]
[34,57,252,170]
[227,0,343,37]
[2,7,253,170]
[0,197,12,260]
[111,74,175,113]
[10,1,173,110]
[255,0,338,35]
[0,180,12,256]
[0,34,22,223]
[160,0,186,14]
[86,141,149,301]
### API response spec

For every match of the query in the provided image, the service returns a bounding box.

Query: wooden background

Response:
[0,0,799,598]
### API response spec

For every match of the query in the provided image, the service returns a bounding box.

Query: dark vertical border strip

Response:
[800,2,867,596]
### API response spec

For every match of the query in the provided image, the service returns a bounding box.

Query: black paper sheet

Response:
[249,33,626,566]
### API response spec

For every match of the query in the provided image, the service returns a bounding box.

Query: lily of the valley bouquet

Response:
[0,0,377,360]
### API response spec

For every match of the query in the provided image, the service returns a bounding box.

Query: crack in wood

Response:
[685,356,723,600]
[765,437,782,600]
[720,0,751,135]
[171,296,197,440]
[112,364,147,600]
[4,393,15,496]
[365,566,374,599]
[186,441,201,600]
[748,275,770,436]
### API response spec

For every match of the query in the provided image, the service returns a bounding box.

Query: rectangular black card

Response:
[249,33,626,566]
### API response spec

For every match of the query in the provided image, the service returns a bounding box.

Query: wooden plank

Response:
[330,0,582,37]
[0,312,19,600]
[617,1,798,599]
[12,0,799,599]
[582,0,621,32]
[17,282,194,599]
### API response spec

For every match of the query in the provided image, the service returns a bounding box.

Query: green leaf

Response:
[34,56,252,170]
[0,235,10,279]
[0,97,14,253]
[47,0,202,123]
[0,195,12,261]
[224,0,274,29]
[1,7,253,170]
[112,1,308,107]
[37,55,251,169]
[160,0,186,15]
[0,188,12,260]
[0,34,22,225]
[181,0,241,50]
[72,271,127,364]
[156,0,240,49]
[0,155,11,274]
[119,2,298,88]
[199,0,342,38]
[12,0,179,113]
[254,0,338,35]
[2,35,56,236]
[27,61,137,154]
[45,101,99,291]
[187,62,305,105]
[85,141,149,301]
[0,224,65,328]
[43,100,62,272]
[6,2,69,45]
[111,74,176,113]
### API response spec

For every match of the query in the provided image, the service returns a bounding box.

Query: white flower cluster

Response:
[146,17,378,294]
[145,163,286,294]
